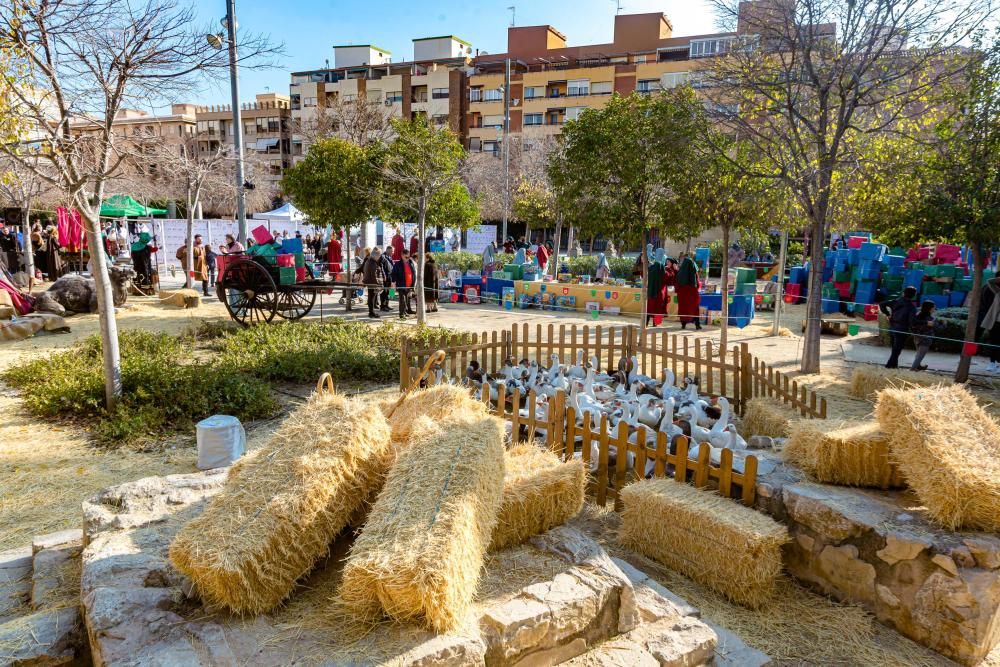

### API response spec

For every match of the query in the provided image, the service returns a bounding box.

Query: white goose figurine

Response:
[627,355,658,386]
[546,354,562,384]
[568,350,587,380]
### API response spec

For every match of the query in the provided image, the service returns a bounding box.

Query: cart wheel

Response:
[275,288,316,320]
[219,259,278,326]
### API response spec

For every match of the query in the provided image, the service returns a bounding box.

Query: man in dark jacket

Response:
[354,247,385,318]
[880,286,918,368]
[391,249,418,319]
[378,246,394,312]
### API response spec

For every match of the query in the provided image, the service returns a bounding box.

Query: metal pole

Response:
[225,0,248,246]
[501,57,511,243]
[771,229,789,336]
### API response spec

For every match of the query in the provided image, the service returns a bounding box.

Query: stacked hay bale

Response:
[849,366,943,400]
[490,443,586,552]
[785,421,905,490]
[158,288,201,309]
[743,397,798,438]
[619,480,788,609]
[876,385,1000,531]
[383,384,487,444]
[339,413,505,632]
[169,391,390,615]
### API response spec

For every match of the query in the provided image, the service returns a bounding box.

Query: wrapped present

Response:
[295,253,306,268]
[296,267,307,282]
[251,225,273,245]
[278,266,296,285]
[859,242,887,262]
[280,238,303,254]
[847,236,866,249]
[276,254,296,268]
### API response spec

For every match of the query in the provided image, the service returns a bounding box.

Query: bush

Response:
[1,330,277,448]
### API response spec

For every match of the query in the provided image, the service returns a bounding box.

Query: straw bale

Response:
[875,385,1000,531]
[743,397,798,438]
[849,366,943,400]
[339,413,505,632]
[785,421,904,489]
[489,443,586,552]
[382,384,487,444]
[619,479,788,609]
[169,391,391,615]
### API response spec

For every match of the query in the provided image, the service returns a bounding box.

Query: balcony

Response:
[469,90,483,102]
[412,93,429,103]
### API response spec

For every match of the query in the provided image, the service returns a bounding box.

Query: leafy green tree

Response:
[281,137,382,236]
[425,180,480,232]
[378,118,466,323]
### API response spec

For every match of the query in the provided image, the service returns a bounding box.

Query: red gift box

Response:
[295,267,307,282]
[276,253,295,268]
[251,225,273,245]
[847,236,866,249]
[934,244,961,262]
[863,304,879,321]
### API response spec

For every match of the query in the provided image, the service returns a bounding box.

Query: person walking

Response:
[880,286,918,369]
[979,277,1000,373]
[378,246,394,312]
[424,253,438,313]
[354,247,385,319]
[204,244,218,289]
[676,253,702,330]
[177,234,210,296]
[909,300,938,371]
[391,249,417,319]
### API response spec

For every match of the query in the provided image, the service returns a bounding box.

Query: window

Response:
[565,107,586,121]
[524,113,543,126]
[482,114,504,128]
[367,89,383,102]
[636,79,661,94]
[469,88,483,102]
[386,91,403,103]
[634,54,647,64]
[524,86,543,99]
[269,164,282,176]
[547,112,562,125]
[469,137,482,151]
[197,120,218,135]
[432,114,449,125]
[483,88,503,102]
[432,88,449,99]
[591,81,613,95]
[244,120,256,134]
[290,94,301,110]
[268,117,280,132]
[303,97,317,107]
[343,94,356,103]
[661,72,689,89]
[483,140,498,154]
[255,117,268,133]
[567,79,590,97]
[690,37,735,58]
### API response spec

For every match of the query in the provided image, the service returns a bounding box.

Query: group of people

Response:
[350,237,438,320]
[638,249,703,330]
[1,222,65,283]
[880,277,1000,373]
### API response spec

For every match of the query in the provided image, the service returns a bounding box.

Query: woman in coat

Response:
[424,253,438,313]
[676,252,702,330]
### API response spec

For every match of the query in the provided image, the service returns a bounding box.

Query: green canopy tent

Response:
[100,195,167,217]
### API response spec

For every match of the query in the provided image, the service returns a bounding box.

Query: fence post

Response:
[739,342,752,415]
[400,338,409,391]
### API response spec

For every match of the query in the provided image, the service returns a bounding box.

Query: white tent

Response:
[252,202,305,221]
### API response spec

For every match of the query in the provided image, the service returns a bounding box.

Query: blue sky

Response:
[190,0,717,105]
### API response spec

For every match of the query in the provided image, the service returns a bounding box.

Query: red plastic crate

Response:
[276,253,295,268]
[863,304,879,321]
[847,236,866,249]
[251,225,273,245]
[295,267,307,282]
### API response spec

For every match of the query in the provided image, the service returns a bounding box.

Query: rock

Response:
[32,529,82,555]
[0,547,32,573]
[951,547,976,570]
[963,538,1000,570]
[816,545,877,605]
[562,638,660,667]
[747,435,774,450]
[698,620,771,667]
[795,532,816,553]
[611,558,698,620]
[632,618,717,667]
[0,607,82,665]
[513,637,589,667]
[1,547,32,622]
[31,543,82,610]
[876,584,901,609]
[782,485,872,542]
[480,598,552,661]
[876,533,931,566]
[399,633,486,667]
[932,554,959,577]
[523,573,604,641]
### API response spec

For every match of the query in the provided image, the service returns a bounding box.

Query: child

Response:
[910,300,937,371]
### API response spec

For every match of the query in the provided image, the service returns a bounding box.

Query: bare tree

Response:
[703,0,994,373]
[0,156,56,286]
[292,95,394,149]
[0,0,279,408]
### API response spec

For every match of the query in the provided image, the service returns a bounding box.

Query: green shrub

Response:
[1,330,277,448]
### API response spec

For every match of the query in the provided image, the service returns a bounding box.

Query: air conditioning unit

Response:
[385,99,393,106]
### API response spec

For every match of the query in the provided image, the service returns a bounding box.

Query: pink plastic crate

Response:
[847,236,866,249]
[251,225,273,245]
[295,267,306,282]
[916,247,931,260]
[934,244,961,261]
[276,253,295,268]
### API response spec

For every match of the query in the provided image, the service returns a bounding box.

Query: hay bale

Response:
[619,480,788,609]
[489,443,586,552]
[875,385,1000,531]
[169,391,391,615]
[743,397,799,438]
[340,413,504,632]
[849,366,943,400]
[785,421,904,489]
[383,384,487,444]
[158,288,201,309]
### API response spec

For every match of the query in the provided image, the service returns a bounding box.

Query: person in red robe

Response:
[676,253,702,330]
[408,234,419,257]
[390,231,405,261]
[327,230,343,275]
[537,242,550,273]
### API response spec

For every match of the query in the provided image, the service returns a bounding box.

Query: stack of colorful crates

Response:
[734,267,757,295]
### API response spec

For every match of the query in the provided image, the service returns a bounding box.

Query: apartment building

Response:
[288,36,473,163]
[69,104,199,174]
[466,7,777,152]
[194,92,292,192]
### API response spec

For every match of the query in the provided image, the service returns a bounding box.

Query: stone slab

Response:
[32,529,82,555]
[0,607,82,666]
[562,638,660,667]
[32,544,82,610]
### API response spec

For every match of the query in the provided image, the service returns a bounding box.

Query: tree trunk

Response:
[588,236,594,253]
[82,214,122,410]
[800,218,826,373]
[771,230,789,336]
[415,200,427,325]
[21,205,35,288]
[525,223,531,244]
[640,230,649,338]
[685,235,692,255]
[720,224,730,360]
[185,199,195,290]
[567,225,575,254]
[552,215,563,277]
[955,243,985,383]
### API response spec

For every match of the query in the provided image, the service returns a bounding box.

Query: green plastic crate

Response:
[922,281,943,295]
[937,264,957,278]
[278,266,297,285]
[294,252,306,268]
[507,264,524,280]
[735,267,757,285]
[954,278,973,291]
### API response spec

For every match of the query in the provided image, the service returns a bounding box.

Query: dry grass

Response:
[619,480,788,609]
[876,385,1000,531]
[169,391,391,615]
[489,443,586,552]
[850,366,946,400]
[742,397,799,438]
[382,384,487,444]
[785,420,905,489]
[339,413,505,633]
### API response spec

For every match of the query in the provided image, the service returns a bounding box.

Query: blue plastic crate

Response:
[888,264,905,276]
[822,297,840,314]
[789,266,808,284]
[927,294,950,310]
[857,261,881,280]
[700,293,722,311]
[280,238,303,254]
[886,254,905,268]
[949,291,968,306]
[848,248,860,265]
[859,242,887,262]
[904,269,924,289]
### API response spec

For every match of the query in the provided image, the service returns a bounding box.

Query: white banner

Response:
[153,219,328,267]
[465,225,497,255]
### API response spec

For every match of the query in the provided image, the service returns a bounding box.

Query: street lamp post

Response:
[501,57,511,244]
[209,1,248,245]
